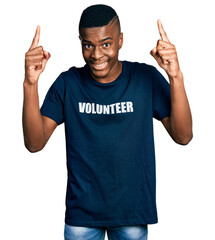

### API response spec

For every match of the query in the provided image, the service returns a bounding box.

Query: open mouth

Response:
[91,61,108,70]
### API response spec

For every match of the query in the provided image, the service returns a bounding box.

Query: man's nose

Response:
[91,46,103,59]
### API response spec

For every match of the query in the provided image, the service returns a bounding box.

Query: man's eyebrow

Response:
[99,37,113,42]
[81,37,113,43]
[81,39,92,44]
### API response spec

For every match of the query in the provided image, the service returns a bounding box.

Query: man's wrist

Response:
[23,78,38,88]
[168,70,183,84]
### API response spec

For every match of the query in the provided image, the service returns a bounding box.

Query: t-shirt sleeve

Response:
[152,67,171,121]
[40,73,65,125]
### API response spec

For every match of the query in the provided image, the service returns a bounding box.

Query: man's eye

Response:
[103,43,110,48]
[84,44,92,49]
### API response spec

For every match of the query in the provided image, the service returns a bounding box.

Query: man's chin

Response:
[90,69,108,80]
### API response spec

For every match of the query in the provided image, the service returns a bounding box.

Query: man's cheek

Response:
[105,50,114,59]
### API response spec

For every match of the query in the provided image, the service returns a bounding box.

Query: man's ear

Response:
[79,35,82,41]
[119,32,123,49]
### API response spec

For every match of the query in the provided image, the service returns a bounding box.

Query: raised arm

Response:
[23,26,57,152]
[150,20,193,145]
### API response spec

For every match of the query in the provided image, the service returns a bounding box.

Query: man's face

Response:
[79,23,123,83]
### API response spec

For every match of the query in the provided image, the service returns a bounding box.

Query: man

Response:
[23,4,192,240]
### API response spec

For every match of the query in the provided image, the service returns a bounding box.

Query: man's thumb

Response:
[44,51,51,60]
[150,47,156,58]
[41,51,51,71]
[150,47,161,64]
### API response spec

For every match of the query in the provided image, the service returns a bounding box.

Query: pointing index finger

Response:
[157,19,170,43]
[29,25,40,50]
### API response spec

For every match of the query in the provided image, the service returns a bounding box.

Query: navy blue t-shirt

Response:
[40,61,171,227]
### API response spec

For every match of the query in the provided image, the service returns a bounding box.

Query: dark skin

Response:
[79,19,123,83]
[150,20,192,144]
[23,19,192,152]
[23,26,56,152]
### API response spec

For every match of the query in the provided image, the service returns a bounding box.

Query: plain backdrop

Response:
[0,0,214,239]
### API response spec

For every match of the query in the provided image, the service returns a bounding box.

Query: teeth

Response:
[94,62,107,66]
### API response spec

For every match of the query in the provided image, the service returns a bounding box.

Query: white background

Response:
[0,0,214,239]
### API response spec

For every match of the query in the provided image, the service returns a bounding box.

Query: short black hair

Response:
[79,4,120,31]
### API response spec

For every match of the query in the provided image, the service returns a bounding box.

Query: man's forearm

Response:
[168,72,193,144]
[22,80,46,152]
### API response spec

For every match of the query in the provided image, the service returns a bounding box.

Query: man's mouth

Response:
[91,61,108,70]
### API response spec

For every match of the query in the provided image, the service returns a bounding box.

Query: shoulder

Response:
[123,60,156,74]
[122,61,158,81]
[60,65,86,81]
[52,65,86,89]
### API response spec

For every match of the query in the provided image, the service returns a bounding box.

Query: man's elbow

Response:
[174,132,193,145]
[24,142,45,153]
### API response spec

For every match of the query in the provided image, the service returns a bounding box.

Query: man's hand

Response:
[150,20,181,79]
[150,20,192,145]
[25,26,51,85]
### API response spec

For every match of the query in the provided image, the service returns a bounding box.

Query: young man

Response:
[23,4,192,240]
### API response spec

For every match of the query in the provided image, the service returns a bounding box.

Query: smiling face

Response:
[79,21,123,83]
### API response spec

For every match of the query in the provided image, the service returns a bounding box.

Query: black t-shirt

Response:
[41,61,171,227]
